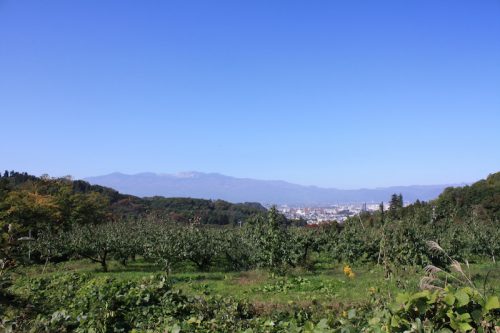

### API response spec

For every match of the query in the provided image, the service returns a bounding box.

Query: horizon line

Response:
[82,170,473,191]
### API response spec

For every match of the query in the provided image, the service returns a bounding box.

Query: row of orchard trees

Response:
[332,213,499,272]
[0,170,268,268]
[32,205,500,274]
[34,208,330,273]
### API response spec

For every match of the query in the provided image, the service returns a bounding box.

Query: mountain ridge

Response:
[84,172,464,205]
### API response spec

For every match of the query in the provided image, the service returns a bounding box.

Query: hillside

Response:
[358,171,500,226]
[433,171,500,221]
[0,171,267,240]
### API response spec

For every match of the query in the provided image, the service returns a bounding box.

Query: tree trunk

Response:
[100,251,108,272]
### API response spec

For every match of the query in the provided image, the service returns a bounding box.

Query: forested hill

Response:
[433,171,500,221]
[0,171,267,236]
[374,171,500,224]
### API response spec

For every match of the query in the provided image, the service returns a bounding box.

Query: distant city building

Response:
[274,202,382,224]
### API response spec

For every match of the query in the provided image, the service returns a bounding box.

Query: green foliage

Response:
[245,207,298,273]
[380,221,429,267]
[18,273,192,332]
[142,221,185,274]
[8,271,498,332]
[333,219,371,263]
[221,227,254,271]
[0,171,268,268]
[0,223,22,332]
[389,193,404,219]
[388,288,499,332]
[69,192,111,226]
[434,172,500,222]
[182,226,225,272]
[146,197,267,225]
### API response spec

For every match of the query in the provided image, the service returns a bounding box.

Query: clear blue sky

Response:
[0,0,499,188]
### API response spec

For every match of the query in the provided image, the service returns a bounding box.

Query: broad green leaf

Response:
[170,324,181,333]
[390,316,401,328]
[315,319,330,329]
[427,291,439,304]
[443,293,455,306]
[457,322,473,331]
[471,309,482,322]
[415,299,429,314]
[410,290,430,301]
[455,290,470,307]
[484,296,499,312]
[457,312,471,321]
[396,293,410,304]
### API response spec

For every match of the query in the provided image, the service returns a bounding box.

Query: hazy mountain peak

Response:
[173,171,204,178]
[84,172,452,205]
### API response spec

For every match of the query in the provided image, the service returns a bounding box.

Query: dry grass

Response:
[420,241,480,295]
[234,270,267,286]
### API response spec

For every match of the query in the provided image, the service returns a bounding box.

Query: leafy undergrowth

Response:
[11,260,424,304]
[2,261,498,332]
[3,271,499,332]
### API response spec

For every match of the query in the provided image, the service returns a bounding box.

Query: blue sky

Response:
[0,0,499,188]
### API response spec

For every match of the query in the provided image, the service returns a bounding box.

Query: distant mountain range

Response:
[83,172,461,205]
